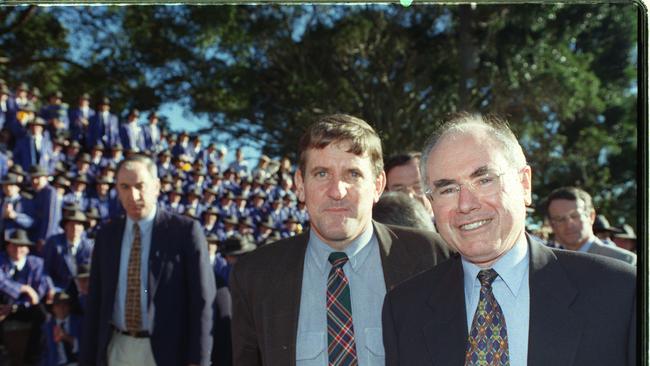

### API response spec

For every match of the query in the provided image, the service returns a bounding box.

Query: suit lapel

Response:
[422,258,467,366]
[106,217,126,312]
[261,234,308,366]
[375,221,418,291]
[147,208,168,310]
[527,236,582,366]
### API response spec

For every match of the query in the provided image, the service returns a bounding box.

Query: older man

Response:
[382,113,636,366]
[230,114,449,365]
[544,186,636,265]
[80,154,215,366]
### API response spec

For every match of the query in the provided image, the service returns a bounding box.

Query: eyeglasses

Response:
[424,169,510,204]
[549,210,587,225]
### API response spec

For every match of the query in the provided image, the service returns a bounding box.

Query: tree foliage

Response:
[0,4,640,226]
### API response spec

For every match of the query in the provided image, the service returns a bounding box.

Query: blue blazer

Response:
[43,233,94,291]
[80,208,216,366]
[13,133,54,171]
[119,123,145,152]
[43,314,83,366]
[68,107,96,143]
[87,113,119,148]
[0,253,51,307]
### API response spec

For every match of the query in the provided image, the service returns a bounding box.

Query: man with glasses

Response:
[382,113,636,366]
[544,186,636,265]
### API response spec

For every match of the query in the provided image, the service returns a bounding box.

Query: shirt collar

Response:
[126,205,157,234]
[308,224,375,275]
[462,233,529,298]
[577,237,596,253]
[12,257,27,271]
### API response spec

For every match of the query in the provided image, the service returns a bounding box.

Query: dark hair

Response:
[372,191,434,231]
[543,186,594,218]
[298,114,383,177]
[384,152,421,175]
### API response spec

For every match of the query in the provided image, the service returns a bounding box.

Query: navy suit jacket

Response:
[80,208,216,366]
[382,235,636,366]
[68,107,96,143]
[87,113,119,148]
[13,133,53,171]
[119,123,145,152]
[43,233,94,290]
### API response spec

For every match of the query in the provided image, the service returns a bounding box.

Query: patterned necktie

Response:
[125,222,142,331]
[327,252,358,366]
[465,269,509,366]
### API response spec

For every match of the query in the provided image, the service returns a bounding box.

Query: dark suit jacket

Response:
[80,208,216,366]
[230,221,451,366]
[382,236,636,366]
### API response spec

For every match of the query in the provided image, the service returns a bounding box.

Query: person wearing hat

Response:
[196,142,220,168]
[69,263,91,315]
[291,199,309,226]
[68,92,95,145]
[218,192,237,219]
[142,111,163,153]
[164,187,185,215]
[29,165,64,248]
[119,108,145,153]
[251,154,272,181]
[88,175,119,224]
[220,215,239,241]
[592,214,623,247]
[80,154,215,366]
[157,150,173,177]
[171,131,191,158]
[42,291,82,366]
[233,193,249,219]
[545,186,636,265]
[0,228,51,365]
[46,136,67,176]
[88,142,105,177]
[187,135,202,162]
[612,224,637,252]
[266,197,287,229]
[0,173,35,246]
[100,142,124,168]
[255,217,277,244]
[63,174,90,212]
[43,210,93,291]
[12,115,54,172]
[206,231,233,366]
[228,147,249,179]
[201,206,221,236]
[279,215,301,239]
[247,191,269,225]
[86,97,119,148]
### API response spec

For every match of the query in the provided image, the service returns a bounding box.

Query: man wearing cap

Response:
[30,165,64,247]
[43,210,94,291]
[0,173,35,245]
[13,115,53,172]
[119,109,145,152]
[87,98,119,148]
[0,228,52,365]
[142,112,163,153]
[68,93,96,145]
[80,154,215,366]
[230,114,450,365]
[544,186,636,265]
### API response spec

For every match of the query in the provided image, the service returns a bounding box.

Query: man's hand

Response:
[20,284,40,305]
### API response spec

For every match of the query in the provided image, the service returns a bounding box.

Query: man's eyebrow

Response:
[431,166,490,188]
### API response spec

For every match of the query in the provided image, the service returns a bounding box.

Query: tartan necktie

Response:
[125,222,142,332]
[465,269,509,366]
[327,252,358,366]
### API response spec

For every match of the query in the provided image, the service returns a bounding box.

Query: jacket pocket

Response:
[365,327,385,364]
[296,331,326,364]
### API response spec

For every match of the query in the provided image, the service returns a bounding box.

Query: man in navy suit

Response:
[68,93,95,145]
[80,154,215,366]
[86,98,119,148]
[13,116,53,172]
[142,111,162,153]
[382,113,636,366]
[42,210,94,291]
[119,108,145,152]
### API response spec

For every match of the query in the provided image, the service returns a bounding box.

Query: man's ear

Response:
[294,169,305,202]
[374,170,386,203]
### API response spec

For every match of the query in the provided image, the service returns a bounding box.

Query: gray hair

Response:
[116,154,159,180]
[420,113,527,191]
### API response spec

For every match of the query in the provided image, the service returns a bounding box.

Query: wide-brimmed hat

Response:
[0,173,21,185]
[29,165,49,178]
[60,210,89,229]
[224,215,239,225]
[28,117,47,126]
[202,206,219,217]
[85,207,101,220]
[6,229,34,246]
[592,215,623,234]
[614,224,636,240]
[52,291,71,305]
[206,233,220,244]
[219,236,256,256]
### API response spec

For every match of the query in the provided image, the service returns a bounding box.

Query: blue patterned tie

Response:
[327,252,358,366]
[465,269,509,365]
